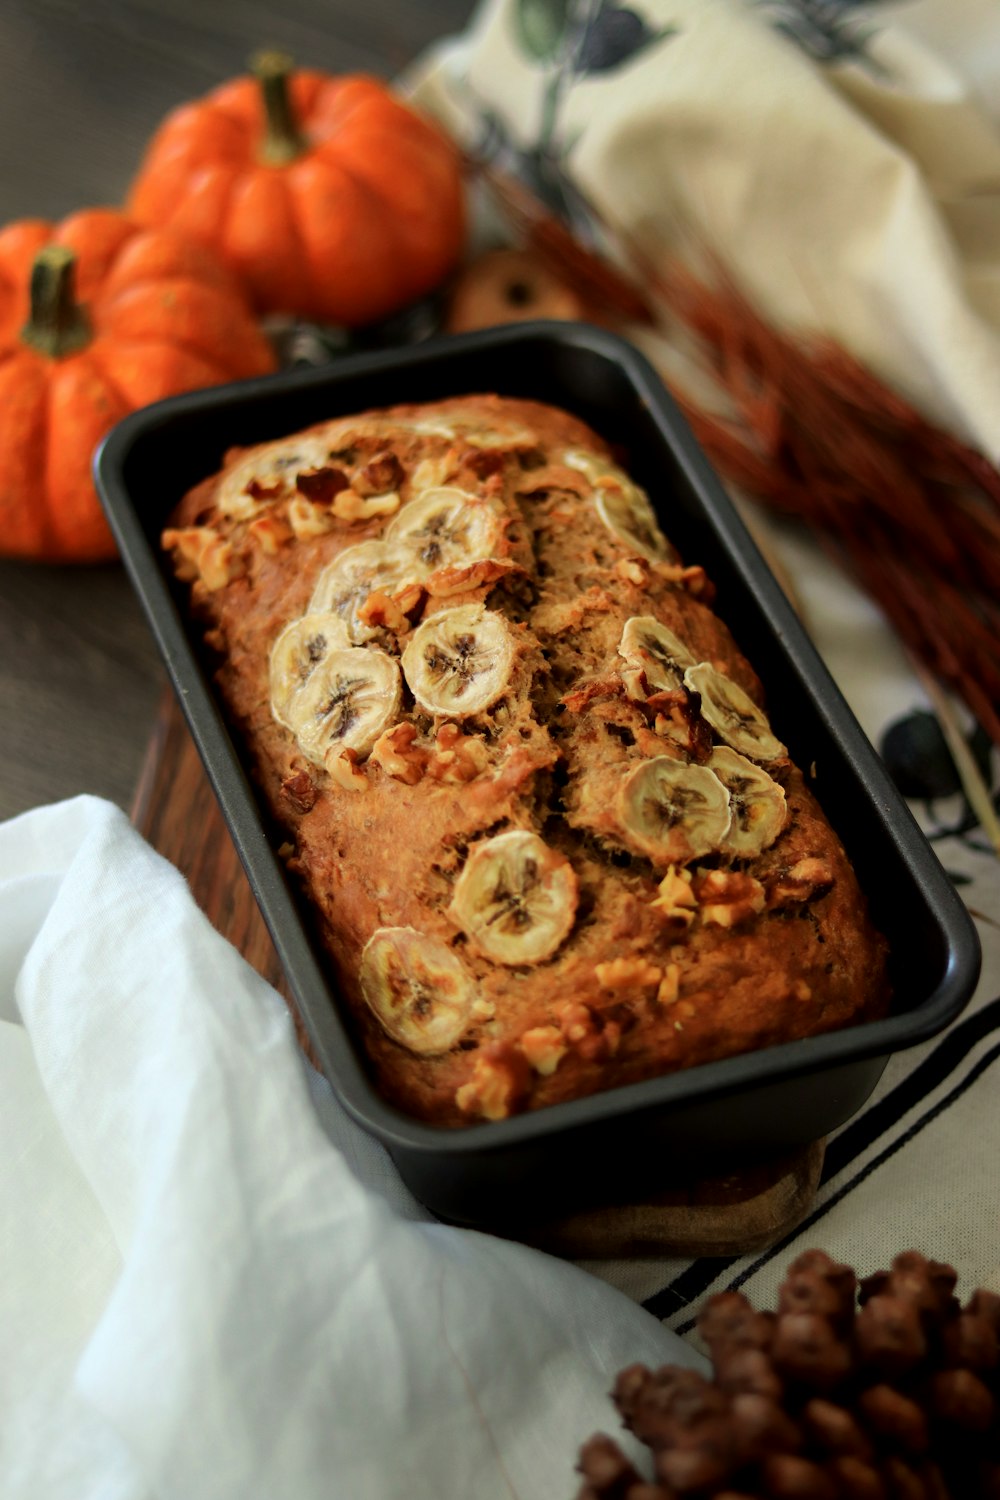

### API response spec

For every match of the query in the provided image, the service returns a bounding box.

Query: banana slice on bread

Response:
[269,612,351,727]
[309,540,415,643]
[359,928,473,1054]
[618,615,696,698]
[617,756,733,865]
[385,488,506,573]
[402,604,515,717]
[450,831,578,965]
[562,448,674,562]
[708,747,788,858]
[684,663,786,763]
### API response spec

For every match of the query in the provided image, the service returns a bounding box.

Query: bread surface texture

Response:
[163,394,889,1126]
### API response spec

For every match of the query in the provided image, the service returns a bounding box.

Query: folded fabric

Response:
[0,796,701,1499]
[410,0,1000,455]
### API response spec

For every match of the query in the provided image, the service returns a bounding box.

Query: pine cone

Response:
[574,1251,1000,1499]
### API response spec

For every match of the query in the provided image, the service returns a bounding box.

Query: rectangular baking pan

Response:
[95,321,981,1228]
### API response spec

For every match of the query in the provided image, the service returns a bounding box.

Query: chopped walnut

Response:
[279,769,317,813]
[369,723,430,785]
[594,957,662,996]
[357,581,424,632]
[411,454,456,491]
[614,556,651,589]
[767,857,836,910]
[424,557,519,598]
[650,866,698,925]
[331,487,401,522]
[455,1044,531,1121]
[248,513,293,554]
[649,694,711,758]
[653,561,715,600]
[287,495,337,539]
[161,526,244,590]
[560,675,624,713]
[295,466,349,503]
[656,963,681,1006]
[354,451,404,496]
[326,747,368,792]
[553,1000,621,1062]
[693,868,766,927]
[358,589,409,633]
[428,724,490,783]
[519,1026,568,1077]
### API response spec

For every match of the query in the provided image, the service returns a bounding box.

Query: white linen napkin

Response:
[0,795,701,1500]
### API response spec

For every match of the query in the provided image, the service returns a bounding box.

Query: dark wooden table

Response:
[0,0,475,824]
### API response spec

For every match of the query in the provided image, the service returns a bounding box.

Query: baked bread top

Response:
[164,394,890,1126]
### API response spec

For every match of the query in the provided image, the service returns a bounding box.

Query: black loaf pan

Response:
[95,321,981,1228]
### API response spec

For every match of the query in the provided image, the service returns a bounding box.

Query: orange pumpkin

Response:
[127,53,466,328]
[0,208,277,562]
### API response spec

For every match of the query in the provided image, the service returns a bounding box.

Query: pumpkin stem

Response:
[21,245,92,360]
[253,49,307,166]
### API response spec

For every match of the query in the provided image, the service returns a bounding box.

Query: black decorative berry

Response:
[880,711,961,802]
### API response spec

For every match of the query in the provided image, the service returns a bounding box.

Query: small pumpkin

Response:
[0,208,276,562]
[127,53,466,328]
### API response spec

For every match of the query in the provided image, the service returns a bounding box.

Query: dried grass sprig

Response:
[641,259,1000,749]
[476,160,1000,755]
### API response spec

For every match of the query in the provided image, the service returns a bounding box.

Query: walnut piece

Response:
[519,1025,568,1077]
[279,769,318,813]
[424,557,519,598]
[650,866,698,925]
[594,957,662,996]
[428,724,489,783]
[353,451,404,496]
[331,487,401,522]
[326,748,368,792]
[656,963,681,1006]
[454,1044,531,1121]
[554,1001,621,1061]
[287,495,337,539]
[161,526,244,590]
[767,857,836,910]
[370,723,430,785]
[248,513,293,554]
[295,466,349,503]
[693,868,766,927]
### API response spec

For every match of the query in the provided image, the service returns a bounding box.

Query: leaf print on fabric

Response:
[503,1,679,239]
[749,0,905,74]
[514,0,573,63]
[575,3,675,75]
[880,708,1000,855]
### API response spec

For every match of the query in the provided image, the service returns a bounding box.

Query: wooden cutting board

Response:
[131,689,824,1257]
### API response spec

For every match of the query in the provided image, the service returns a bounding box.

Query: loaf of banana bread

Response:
[162,394,889,1125]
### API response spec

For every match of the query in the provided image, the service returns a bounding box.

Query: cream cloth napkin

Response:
[410,0,1000,456]
[0,795,700,1500]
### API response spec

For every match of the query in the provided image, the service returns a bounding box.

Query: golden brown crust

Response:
[164,394,890,1126]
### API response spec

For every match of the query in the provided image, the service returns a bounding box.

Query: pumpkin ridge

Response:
[0,207,276,563]
[93,331,236,387]
[332,154,408,274]
[89,338,232,408]
[280,167,334,317]
[125,66,465,328]
[99,273,256,343]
